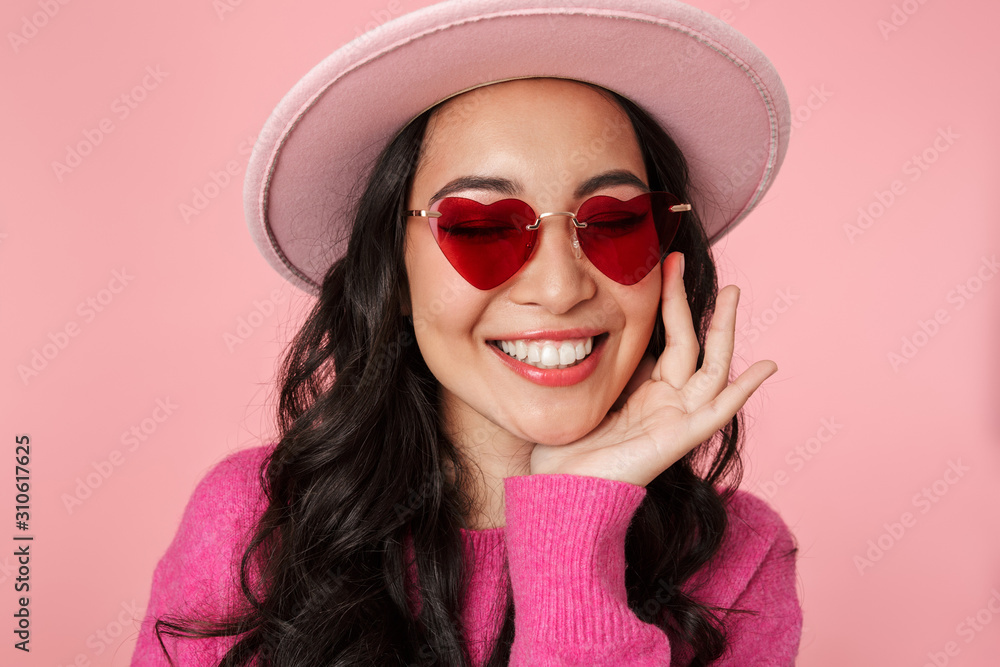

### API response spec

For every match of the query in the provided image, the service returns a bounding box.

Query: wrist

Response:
[502,473,648,641]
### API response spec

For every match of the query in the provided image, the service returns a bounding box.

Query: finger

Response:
[653,252,699,387]
[682,284,740,405]
[681,359,778,447]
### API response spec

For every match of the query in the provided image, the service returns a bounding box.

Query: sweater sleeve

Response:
[503,473,671,666]
[501,477,803,667]
[673,489,803,666]
[130,446,271,667]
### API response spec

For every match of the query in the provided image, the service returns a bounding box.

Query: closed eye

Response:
[580,212,647,236]
[438,219,522,242]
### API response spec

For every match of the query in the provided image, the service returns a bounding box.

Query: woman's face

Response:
[404,78,661,447]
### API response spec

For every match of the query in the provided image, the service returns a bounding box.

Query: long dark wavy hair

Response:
[154,84,769,665]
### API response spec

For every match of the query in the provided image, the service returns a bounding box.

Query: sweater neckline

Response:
[459,525,506,543]
[459,525,505,534]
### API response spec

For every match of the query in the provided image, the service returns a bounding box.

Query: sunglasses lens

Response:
[429,198,536,290]
[574,193,681,285]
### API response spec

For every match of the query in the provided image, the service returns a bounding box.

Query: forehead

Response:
[417,78,642,178]
[430,77,625,123]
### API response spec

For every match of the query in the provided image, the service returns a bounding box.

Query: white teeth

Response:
[558,342,575,366]
[540,345,560,367]
[493,336,597,369]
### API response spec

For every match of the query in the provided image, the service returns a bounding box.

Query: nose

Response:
[506,214,597,313]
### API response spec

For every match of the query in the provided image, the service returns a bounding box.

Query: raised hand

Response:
[529,251,778,487]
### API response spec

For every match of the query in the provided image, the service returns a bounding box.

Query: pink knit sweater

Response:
[131,446,801,665]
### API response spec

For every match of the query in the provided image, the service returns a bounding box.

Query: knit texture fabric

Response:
[131,446,802,665]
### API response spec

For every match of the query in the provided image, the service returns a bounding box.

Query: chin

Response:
[500,394,615,446]
[516,420,600,447]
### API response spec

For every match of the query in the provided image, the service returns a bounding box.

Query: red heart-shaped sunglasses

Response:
[406,192,690,290]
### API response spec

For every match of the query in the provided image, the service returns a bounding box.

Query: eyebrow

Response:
[429,176,520,203]
[428,169,649,204]
[574,170,650,198]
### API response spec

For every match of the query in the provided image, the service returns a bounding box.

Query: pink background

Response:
[2,0,998,665]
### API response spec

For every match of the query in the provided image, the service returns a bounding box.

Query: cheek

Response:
[404,225,484,348]
[606,274,661,381]
[623,271,662,344]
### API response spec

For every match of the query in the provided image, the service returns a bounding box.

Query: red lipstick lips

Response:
[488,333,606,387]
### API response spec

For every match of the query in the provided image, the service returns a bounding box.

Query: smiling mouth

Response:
[489,334,607,370]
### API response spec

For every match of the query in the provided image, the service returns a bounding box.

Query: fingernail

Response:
[678,253,685,278]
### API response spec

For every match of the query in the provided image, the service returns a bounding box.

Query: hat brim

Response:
[245,0,791,295]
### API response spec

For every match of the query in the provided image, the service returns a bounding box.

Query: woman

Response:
[132,1,801,665]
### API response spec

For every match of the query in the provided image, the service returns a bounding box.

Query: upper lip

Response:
[488,328,605,341]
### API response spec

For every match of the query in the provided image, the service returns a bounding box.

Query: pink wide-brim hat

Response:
[244,0,791,296]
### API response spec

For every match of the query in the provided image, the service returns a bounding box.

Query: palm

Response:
[530,252,777,488]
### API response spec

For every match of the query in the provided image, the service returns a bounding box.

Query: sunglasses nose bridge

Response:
[525,211,586,260]
[525,211,586,230]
